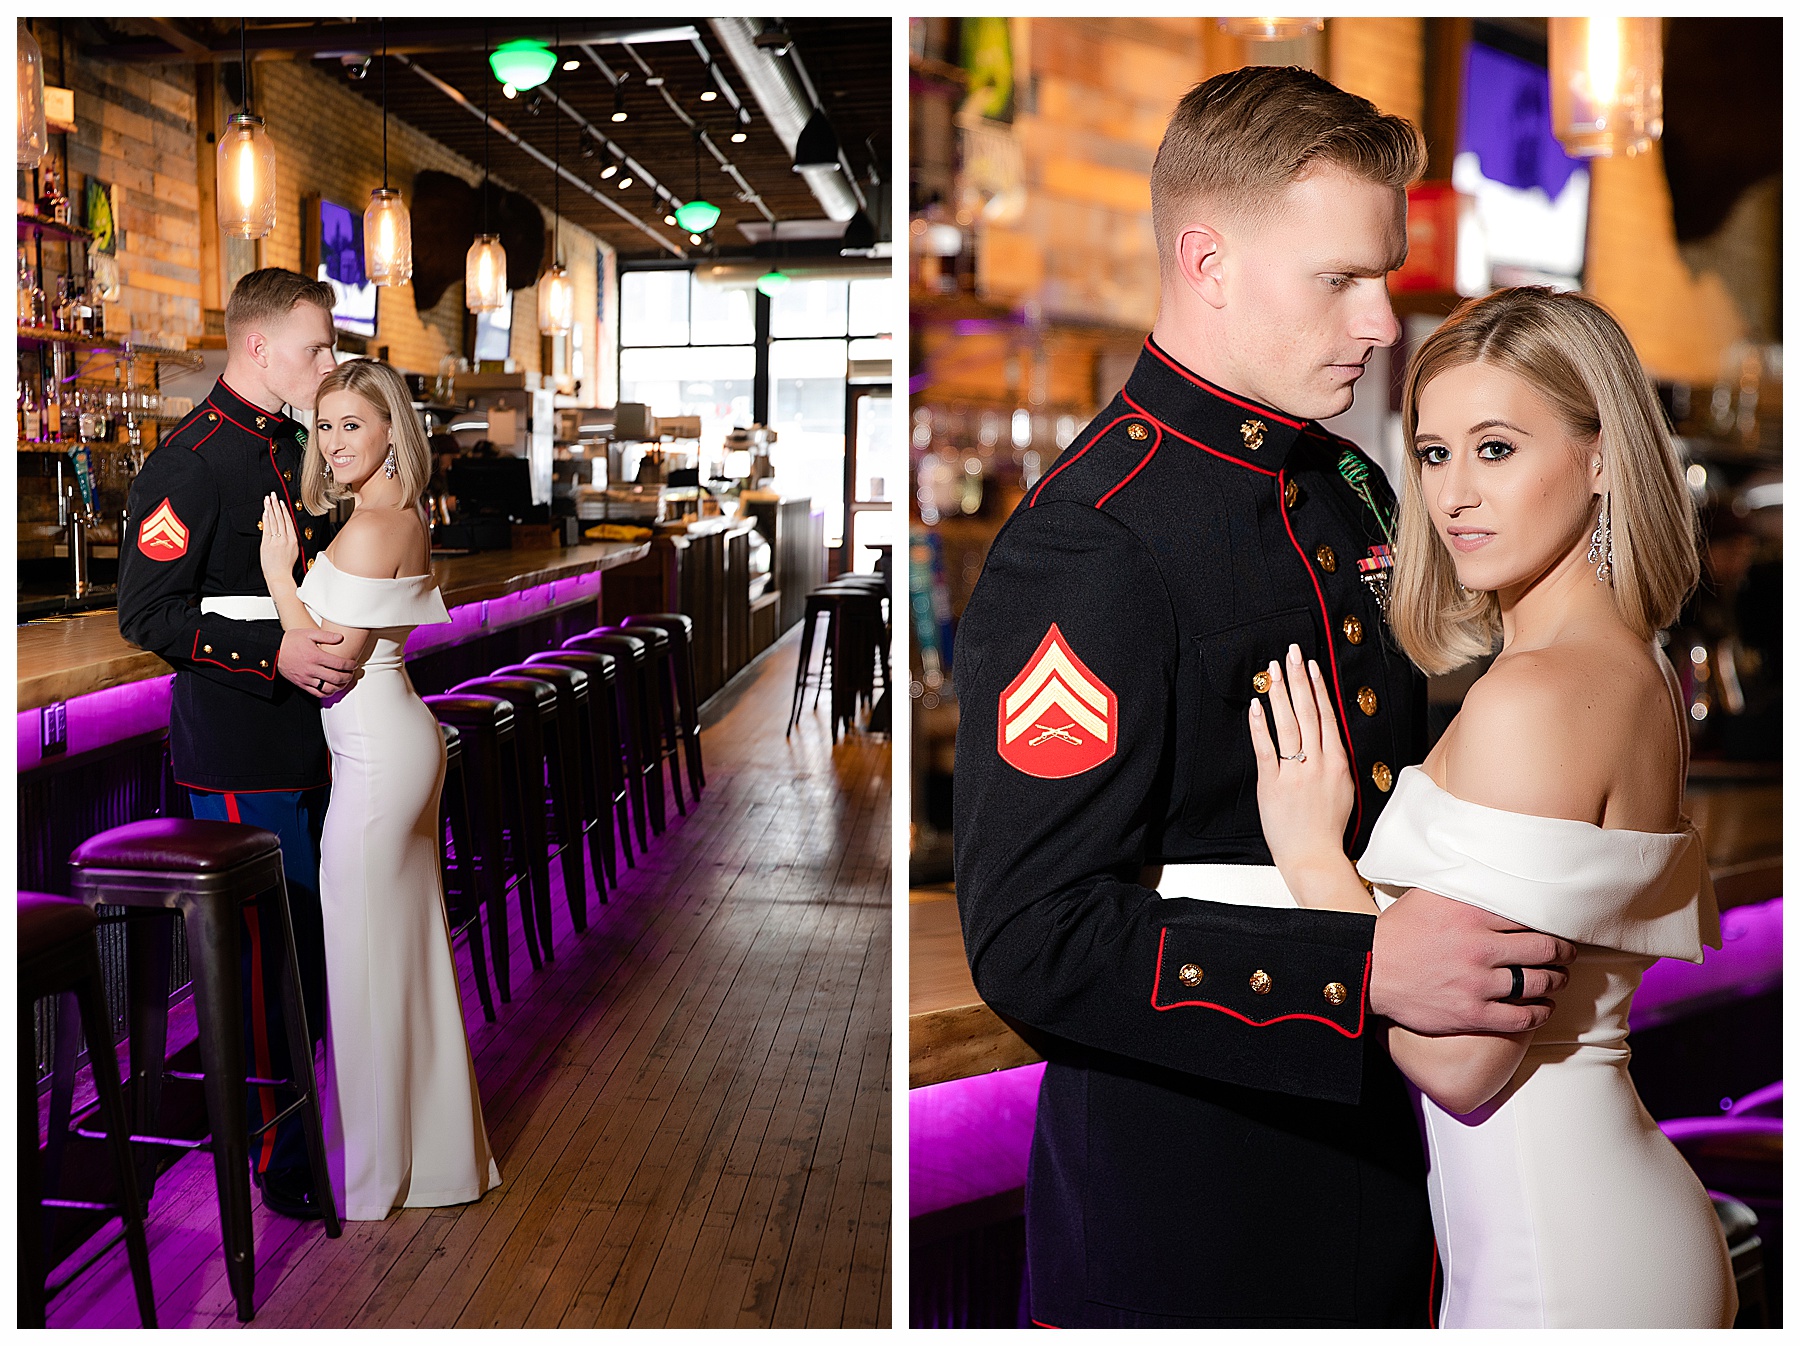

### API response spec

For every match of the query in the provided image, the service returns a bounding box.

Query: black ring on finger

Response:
[1507,964,1525,1002]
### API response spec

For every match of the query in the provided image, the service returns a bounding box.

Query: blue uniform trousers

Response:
[188,786,328,1178]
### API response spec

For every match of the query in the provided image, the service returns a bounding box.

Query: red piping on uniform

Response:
[1276,468,1364,842]
[1428,1240,1441,1328]
[1096,424,1161,507]
[183,420,224,453]
[1031,1319,1060,1329]
[1030,413,1136,507]
[224,792,281,1174]
[1150,928,1369,1038]
[192,632,277,680]
[1121,392,1276,478]
[1141,338,1305,429]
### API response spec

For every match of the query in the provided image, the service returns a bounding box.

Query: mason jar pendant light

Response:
[217,20,277,239]
[673,131,721,235]
[466,27,508,314]
[1218,17,1324,40]
[365,20,412,285]
[1549,18,1664,159]
[537,23,574,336]
[17,21,47,169]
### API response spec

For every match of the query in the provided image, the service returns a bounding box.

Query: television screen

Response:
[317,197,378,337]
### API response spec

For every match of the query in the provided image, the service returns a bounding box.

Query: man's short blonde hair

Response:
[1150,66,1425,265]
[223,267,335,347]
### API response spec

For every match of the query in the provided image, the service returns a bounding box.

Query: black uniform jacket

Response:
[118,378,333,792]
[954,337,1435,1326]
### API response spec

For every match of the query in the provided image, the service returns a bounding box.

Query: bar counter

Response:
[909,784,1782,1088]
[18,540,649,713]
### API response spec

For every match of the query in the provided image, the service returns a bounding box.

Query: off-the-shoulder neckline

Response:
[309,552,437,586]
[1397,765,1695,843]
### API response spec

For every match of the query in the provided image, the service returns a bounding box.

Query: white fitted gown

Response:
[298,555,502,1221]
[1358,766,1735,1328]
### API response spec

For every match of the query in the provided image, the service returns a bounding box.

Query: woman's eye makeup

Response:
[1475,437,1515,461]
[1414,443,1450,465]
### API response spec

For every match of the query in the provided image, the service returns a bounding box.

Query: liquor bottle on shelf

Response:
[37,163,70,226]
[20,379,41,441]
[43,373,62,441]
[18,246,45,329]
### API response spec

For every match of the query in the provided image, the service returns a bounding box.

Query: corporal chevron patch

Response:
[138,497,190,561]
[998,623,1117,779]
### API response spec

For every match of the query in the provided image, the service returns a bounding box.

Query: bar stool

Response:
[611,622,686,820]
[623,613,705,797]
[563,631,663,844]
[790,585,887,740]
[423,694,539,999]
[67,820,342,1323]
[525,649,631,886]
[438,724,496,1024]
[494,662,602,921]
[20,892,156,1328]
[445,679,564,966]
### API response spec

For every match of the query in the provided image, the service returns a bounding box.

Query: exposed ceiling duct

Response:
[709,17,859,223]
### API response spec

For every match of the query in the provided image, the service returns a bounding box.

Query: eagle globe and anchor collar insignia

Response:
[998,624,1117,779]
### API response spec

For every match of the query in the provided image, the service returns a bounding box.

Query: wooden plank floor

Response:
[45,628,892,1328]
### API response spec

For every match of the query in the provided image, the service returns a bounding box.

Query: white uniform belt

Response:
[1141,862,1298,909]
[200,595,279,621]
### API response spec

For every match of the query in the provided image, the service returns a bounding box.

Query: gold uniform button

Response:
[1357,686,1378,716]
[1315,544,1337,573]
[203,644,213,653]
[1252,669,1272,695]
[230,652,239,661]
[304,527,314,540]
[1323,981,1349,1007]
[1284,479,1300,509]
[259,659,269,668]
[1127,422,1148,441]
[1342,615,1364,645]
[1249,969,1273,995]
[1178,963,1204,988]
[207,412,218,422]
[256,520,264,531]
[1371,762,1393,792]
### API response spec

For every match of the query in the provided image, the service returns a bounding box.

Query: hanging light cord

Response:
[239,19,250,114]
[552,20,560,261]
[380,18,388,190]
[481,24,490,234]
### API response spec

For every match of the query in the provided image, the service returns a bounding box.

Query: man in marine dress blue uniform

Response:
[954,67,1576,1326]
[119,269,352,1219]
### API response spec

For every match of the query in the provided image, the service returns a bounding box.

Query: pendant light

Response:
[489,39,556,92]
[364,20,412,286]
[610,73,629,123]
[756,221,791,297]
[466,27,508,314]
[1549,18,1664,159]
[217,21,277,239]
[1218,17,1324,40]
[17,21,47,168]
[537,23,573,336]
[673,131,721,235]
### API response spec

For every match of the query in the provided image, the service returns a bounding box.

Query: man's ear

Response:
[1175,221,1228,310]
[244,329,270,370]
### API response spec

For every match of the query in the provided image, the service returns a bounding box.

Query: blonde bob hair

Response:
[1390,287,1700,675]
[300,359,431,515]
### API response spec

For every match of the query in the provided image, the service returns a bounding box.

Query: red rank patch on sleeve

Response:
[137,497,190,561]
[998,623,1117,779]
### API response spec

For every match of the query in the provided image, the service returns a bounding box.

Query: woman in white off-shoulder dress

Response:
[1245,289,1734,1327]
[261,359,500,1221]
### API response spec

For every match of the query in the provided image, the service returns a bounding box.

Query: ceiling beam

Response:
[88,21,698,64]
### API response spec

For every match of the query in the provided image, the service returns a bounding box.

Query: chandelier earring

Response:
[1586,491,1614,584]
[384,442,398,479]
[322,458,332,480]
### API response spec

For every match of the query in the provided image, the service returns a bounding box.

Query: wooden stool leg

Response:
[574,711,614,900]
[545,732,588,933]
[444,769,496,1022]
[258,875,341,1240]
[788,608,818,735]
[74,965,157,1327]
[125,912,174,1201]
[179,896,256,1321]
[40,990,80,1252]
[19,1010,48,1328]
[499,737,548,971]
[465,734,514,1001]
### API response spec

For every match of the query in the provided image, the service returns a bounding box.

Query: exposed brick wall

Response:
[38,28,203,347]
[1328,18,1424,126]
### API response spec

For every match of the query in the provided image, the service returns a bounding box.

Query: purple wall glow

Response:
[910,1062,1043,1218]
[19,570,604,771]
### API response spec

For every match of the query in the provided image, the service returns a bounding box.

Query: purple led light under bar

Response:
[20,570,605,771]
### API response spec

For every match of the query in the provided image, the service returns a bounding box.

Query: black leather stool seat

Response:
[19,891,99,962]
[623,613,705,796]
[20,893,157,1328]
[70,818,281,873]
[426,693,516,731]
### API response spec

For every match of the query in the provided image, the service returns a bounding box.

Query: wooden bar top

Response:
[910,783,1781,1089]
[17,541,649,711]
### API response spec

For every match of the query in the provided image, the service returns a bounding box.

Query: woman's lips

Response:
[1446,528,1494,553]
